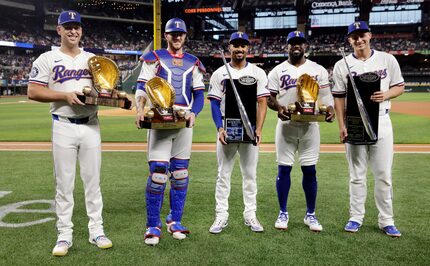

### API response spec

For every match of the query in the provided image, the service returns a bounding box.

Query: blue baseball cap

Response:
[229,32,250,45]
[58,10,81,25]
[287,31,307,44]
[347,21,370,35]
[165,18,187,33]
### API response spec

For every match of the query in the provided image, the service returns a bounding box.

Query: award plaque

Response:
[346,72,380,145]
[78,56,133,110]
[139,77,187,129]
[284,74,328,122]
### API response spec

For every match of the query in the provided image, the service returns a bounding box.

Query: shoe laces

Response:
[248,217,261,226]
[307,215,320,225]
[213,218,226,227]
[95,235,108,242]
[56,240,70,247]
[278,212,288,222]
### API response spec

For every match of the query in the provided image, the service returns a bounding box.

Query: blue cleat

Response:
[381,225,401,237]
[344,221,361,233]
[144,226,161,246]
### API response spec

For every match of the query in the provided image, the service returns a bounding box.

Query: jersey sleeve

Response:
[207,69,223,102]
[256,67,270,98]
[387,54,404,87]
[28,54,50,86]
[192,66,205,91]
[267,68,279,95]
[136,61,157,91]
[318,67,334,106]
[331,60,347,98]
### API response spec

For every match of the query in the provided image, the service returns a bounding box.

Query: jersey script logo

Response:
[52,65,92,83]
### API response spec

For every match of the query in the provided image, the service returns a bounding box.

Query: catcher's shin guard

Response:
[169,159,189,222]
[146,161,169,227]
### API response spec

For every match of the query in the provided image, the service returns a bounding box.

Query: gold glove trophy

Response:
[285,74,328,122]
[140,77,186,129]
[78,56,132,109]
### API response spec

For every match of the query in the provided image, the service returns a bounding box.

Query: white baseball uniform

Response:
[332,49,404,227]
[267,59,333,166]
[208,62,269,220]
[29,49,106,243]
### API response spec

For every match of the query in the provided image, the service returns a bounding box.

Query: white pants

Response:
[276,121,320,166]
[214,138,259,220]
[147,127,193,161]
[346,114,395,228]
[52,117,104,242]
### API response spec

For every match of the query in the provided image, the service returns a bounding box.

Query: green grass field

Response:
[0,93,429,143]
[0,93,429,265]
[0,152,429,265]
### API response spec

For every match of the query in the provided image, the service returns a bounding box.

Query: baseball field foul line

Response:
[0,142,429,153]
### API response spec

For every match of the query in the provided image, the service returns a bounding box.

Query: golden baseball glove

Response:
[145,77,175,109]
[88,56,120,93]
[297,73,319,102]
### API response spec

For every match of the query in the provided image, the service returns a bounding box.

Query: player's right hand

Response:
[339,127,348,143]
[65,91,85,106]
[278,105,290,121]
[135,111,145,129]
[218,127,228,145]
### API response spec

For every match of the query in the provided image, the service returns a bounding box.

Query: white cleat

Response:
[172,232,187,240]
[209,217,228,234]
[52,241,72,256]
[304,214,323,232]
[144,237,160,246]
[275,211,289,230]
[89,235,113,249]
[245,217,264,232]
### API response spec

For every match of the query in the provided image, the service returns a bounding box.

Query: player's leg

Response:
[238,143,264,232]
[209,137,238,233]
[51,120,78,255]
[167,128,193,239]
[145,129,173,245]
[275,122,297,229]
[344,143,369,232]
[369,115,400,236]
[78,119,112,248]
[298,123,322,231]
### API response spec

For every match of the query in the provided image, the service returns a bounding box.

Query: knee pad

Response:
[170,159,189,189]
[147,161,169,194]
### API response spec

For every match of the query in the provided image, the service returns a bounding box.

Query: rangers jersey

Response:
[332,49,404,114]
[29,49,97,118]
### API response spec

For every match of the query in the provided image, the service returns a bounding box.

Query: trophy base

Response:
[290,114,327,122]
[140,120,187,129]
[78,95,132,110]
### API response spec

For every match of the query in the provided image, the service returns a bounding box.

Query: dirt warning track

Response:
[0,142,429,153]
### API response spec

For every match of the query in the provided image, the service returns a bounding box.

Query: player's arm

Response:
[255,96,268,145]
[267,69,289,121]
[28,83,84,105]
[135,60,156,128]
[188,66,206,128]
[207,71,227,144]
[318,67,335,122]
[332,63,348,142]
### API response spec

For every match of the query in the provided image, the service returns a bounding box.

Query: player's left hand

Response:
[370,91,386,102]
[326,105,335,122]
[254,130,262,146]
[186,112,196,128]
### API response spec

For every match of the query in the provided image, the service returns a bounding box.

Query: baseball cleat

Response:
[209,217,228,234]
[275,211,289,230]
[344,221,361,233]
[52,240,72,256]
[304,214,323,232]
[89,235,113,249]
[381,225,401,237]
[167,221,190,240]
[144,227,161,246]
[245,217,264,232]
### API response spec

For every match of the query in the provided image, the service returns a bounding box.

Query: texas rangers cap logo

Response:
[354,22,361,29]
[175,21,181,28]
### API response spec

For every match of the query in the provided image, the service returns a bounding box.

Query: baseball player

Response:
[207,32,269,234]
[267,31,334,232]
[27,10,112,256]
[332,21,404,237]
[135,18,205,245]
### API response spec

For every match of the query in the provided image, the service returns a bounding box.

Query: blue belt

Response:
[52,114,90,124]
